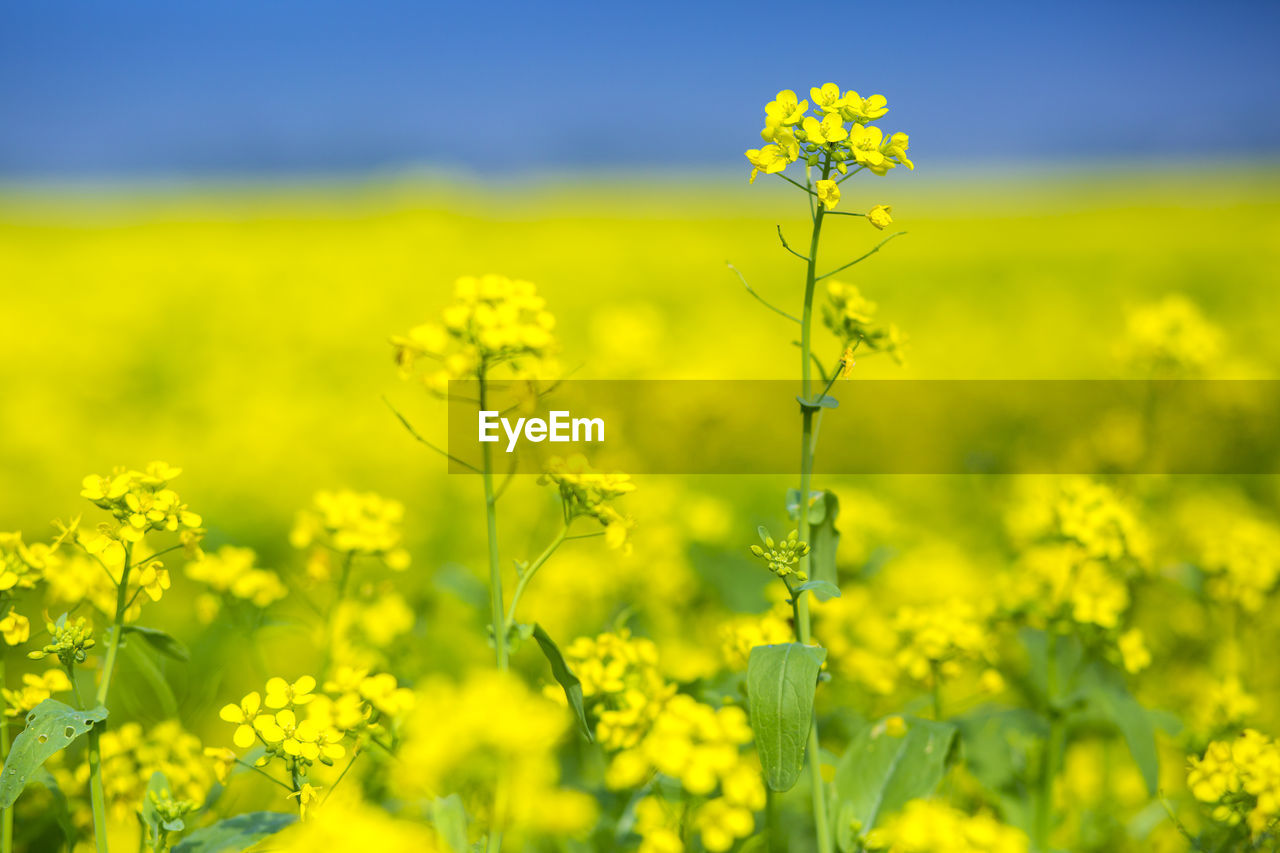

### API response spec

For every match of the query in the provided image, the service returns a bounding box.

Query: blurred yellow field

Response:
[3,163,1280,852]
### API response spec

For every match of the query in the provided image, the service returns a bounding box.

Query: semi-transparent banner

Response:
[445,380,1280,475]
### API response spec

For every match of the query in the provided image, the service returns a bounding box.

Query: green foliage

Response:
[833,716,957,851]
[747,642,827,791]
[432,794,470,853]
[171,811,297,853]
[123,625,192,662]
[0,698,108,808]
[786,489,840,593]
[532,622,593,742]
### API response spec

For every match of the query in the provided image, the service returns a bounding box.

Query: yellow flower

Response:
[204,747,236,783]
[840,91,889,123]
[763,89,808,130]
[134,563,171,602]
[1118,627,1150,673]
[838,346,857,379]
[0,608,29,645]
[809,82,849,114]
[848,124,886,168]
[219,692,263,749]
[266,675,317,709]
[288,783,323,821]
[867,204,893,230]
[816,180,840,210]
[802,113,848,145]
[744,145,790,183]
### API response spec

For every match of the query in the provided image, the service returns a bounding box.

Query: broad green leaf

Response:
[833,716,957,852]
[0,699,108,808]
[532,623,593,742]
[432,794,470,853]
[785,489,840,589]
[172,811,297,853]
[796,394,839,409]
[1086,667,1159,795]
[793,580,841,600]
[123,625,191,662]
[120,636,180,720]
[435,563,489,610]
[747,642,827,792]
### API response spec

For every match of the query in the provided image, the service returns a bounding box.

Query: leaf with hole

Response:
[747,642,827,792]
[0,699,108,808]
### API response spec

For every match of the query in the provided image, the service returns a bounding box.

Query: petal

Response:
[233,725,256,749]
[219,704,244,723]
[293,675,316,695]
[276,708,296,727]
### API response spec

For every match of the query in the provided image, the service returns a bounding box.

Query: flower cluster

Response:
[745,85,914,189]
[78,462,203,570]
[863,799,1029,852]
[392,274,558,392]
[0,531,48,591]
[1121,294,1223,376]
[556,629,675,750]
[27,614,96,667]
[219,675,347,771]
[892,602,993,686]
[1008,478,1149,568]
[1188,729,1280,840]
[0,607,29,645]
[1197,516,1280,612]
[606,695,764,852]
[290,489,411,571]
[749,527,810,581]
[719,601,793,671]
[67,721,214,826]
[813,589,900,695]
[540,455,636,550]
[823,280,906,362]
[185,545,288,613]
[2,668,72,716]
[394,672,596,840]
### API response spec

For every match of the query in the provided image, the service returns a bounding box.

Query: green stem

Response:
[504,524,569,632]
[479,368,508,674]
[796,157,833,853]
[88,547,134,853]
[1,657,11,853]
[1035,631,1062,852]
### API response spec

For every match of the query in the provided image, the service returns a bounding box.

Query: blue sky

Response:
[2,0,1278,177]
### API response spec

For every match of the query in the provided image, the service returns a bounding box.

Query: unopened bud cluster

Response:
[750,529,810,581]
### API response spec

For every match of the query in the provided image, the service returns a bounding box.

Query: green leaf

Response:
[832,716,957,851]
[123,625,190,662]
[747,642,827,792]
[796,394,839,409]
[140,770,186,847]
[531,623,593,742]
[785,490,840,587]
[1085,666,1159,795]
[120,636,180,720]
[0,699,108,808]
[172,811,297,853]
[432,794,470,853]
[435,563,489,610]
[793,580,841,600]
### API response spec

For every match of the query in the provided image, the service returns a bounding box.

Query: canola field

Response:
[1,151,1280,853]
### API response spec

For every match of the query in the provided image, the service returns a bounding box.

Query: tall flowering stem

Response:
[743,84,913,853]
[795,156,833,853]
[478,363,509,673]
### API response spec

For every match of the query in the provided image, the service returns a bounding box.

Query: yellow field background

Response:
[3,167,1280,850]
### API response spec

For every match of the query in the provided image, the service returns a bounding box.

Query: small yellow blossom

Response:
[867,204,894,230]
[289,783,323,821]
[0,608,29,645]
[816,179,840,209]
[220,692,264,749]
[266,675,317,709]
